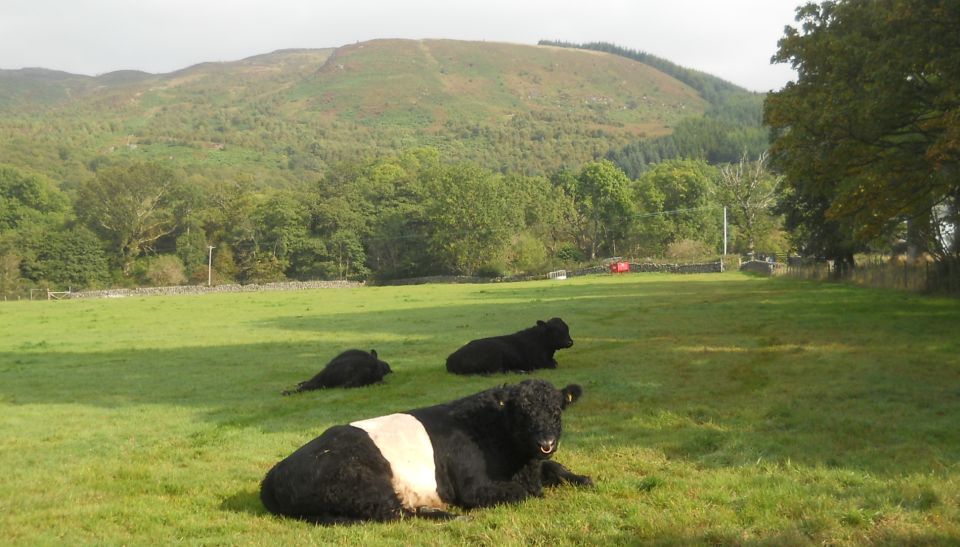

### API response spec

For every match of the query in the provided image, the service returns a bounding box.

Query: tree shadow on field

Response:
[0,277,782,411]
[0,294,630,431]
[604,529,960,546]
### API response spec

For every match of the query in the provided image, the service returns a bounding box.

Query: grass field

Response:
[1,273,958,545]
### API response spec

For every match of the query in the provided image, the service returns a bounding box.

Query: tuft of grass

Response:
[1,272,959,544]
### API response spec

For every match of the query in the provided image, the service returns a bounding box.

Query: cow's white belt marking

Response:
[350,413,445,510]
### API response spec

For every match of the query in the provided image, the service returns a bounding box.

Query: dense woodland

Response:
[0,149,785,293]
[2,1,958,295]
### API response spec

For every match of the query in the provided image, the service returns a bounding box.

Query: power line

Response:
[633,201,775,220]
[633,205,719,219]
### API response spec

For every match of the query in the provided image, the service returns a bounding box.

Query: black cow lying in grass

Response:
[446,317,574,375]
[260,379,592,524]
[282,349,391,395]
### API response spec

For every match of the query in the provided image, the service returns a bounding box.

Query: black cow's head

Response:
[537,317,574,349]
[369,349,393,376]
[499,379,582,460]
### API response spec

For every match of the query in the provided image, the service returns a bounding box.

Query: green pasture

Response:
[1,273,958,545]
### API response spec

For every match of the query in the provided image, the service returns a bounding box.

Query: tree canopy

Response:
[717,151,783,254]
[0,165,67,232]
[0,143,791,297]
[76,162,185,273]
[563,160,635,260]
[632,159,722,257]
[764,0,960,263]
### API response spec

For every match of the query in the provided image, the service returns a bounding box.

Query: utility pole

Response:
[721,206,728,273]
[207,246,215,286]
[723,206,728,256]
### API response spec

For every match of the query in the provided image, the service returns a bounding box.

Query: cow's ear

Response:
[561,384,583,408]
[451,387,508,423]
[537,320,546,327]
[370,349,378,358]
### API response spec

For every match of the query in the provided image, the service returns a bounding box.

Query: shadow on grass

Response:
[221,488,266,517]
[251,279,662,335]
[606,530,960,546]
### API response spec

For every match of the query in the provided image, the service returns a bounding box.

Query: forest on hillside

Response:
[540,41,770,178]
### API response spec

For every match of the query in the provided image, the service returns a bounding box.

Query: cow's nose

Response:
[539,438,557,455]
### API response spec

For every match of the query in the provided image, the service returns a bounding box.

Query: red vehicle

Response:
[609,261,629,274]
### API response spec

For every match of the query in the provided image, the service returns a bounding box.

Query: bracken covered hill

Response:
[0,39,723,187]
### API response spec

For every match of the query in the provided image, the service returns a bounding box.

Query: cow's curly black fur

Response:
[260,379,592,524]
[282,349,391,395]
[445,317,574,375]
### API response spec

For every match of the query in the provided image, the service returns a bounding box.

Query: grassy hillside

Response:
[1,273,958,544]
[0,39,713,187]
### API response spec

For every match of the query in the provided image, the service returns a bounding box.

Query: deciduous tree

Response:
[765,0,960,264]
[0,165,67,232]
[76,162,183,274]
[424,163,522,275]
[33,226,110,289]
[717,151,783,254]
[633,159,720,255]
[564,160,634,259]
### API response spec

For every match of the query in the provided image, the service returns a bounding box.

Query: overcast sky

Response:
[0,0,802,92]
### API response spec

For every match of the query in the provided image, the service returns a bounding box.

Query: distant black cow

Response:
[445,317,574,375]
[282,349,391,395]
[260,379,592,524]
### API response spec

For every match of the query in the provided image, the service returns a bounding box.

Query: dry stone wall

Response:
[376,261,725,285]
[629,262,724,274]
[68,280,361,299]
[64,261,726,297]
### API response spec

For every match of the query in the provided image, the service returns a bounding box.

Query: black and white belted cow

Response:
[259,379,592,524]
